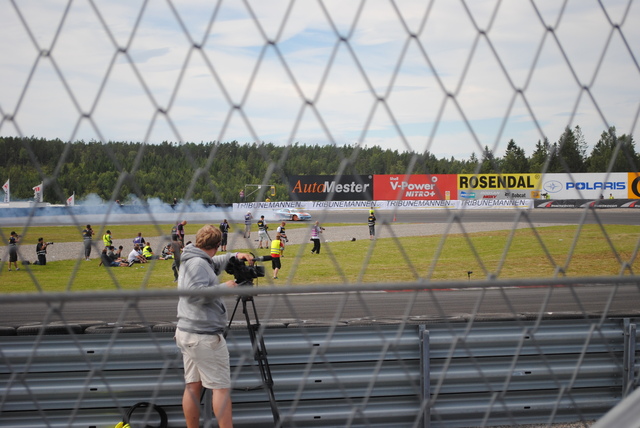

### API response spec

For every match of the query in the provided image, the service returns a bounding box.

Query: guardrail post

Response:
[623,319,636,397]
[420,325,430,428]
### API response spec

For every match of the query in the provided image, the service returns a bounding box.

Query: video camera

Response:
[225,254,273,286]
[46,242,54,245]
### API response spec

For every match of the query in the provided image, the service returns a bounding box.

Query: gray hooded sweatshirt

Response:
[176,244,233,335]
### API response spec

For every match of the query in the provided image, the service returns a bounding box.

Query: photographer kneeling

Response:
[175,224,253,428]
[35,238,51,265]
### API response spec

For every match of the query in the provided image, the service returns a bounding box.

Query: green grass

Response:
[287,224,640,284]
[1,224,638,293]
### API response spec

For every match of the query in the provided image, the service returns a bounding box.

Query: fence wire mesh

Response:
[1,1,640,427]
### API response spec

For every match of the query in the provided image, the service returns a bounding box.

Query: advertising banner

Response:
[235,199,533,213]
[285,172,640,203]
[628,172,640,199]
[535,199,640,208]
[457,174,542,199]
[461,199,533,209]
[539,173,631,199]
[373,174,458,200]
[289,175,373,201]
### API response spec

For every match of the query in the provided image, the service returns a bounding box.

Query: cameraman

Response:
[219,219,230,252]
[175,224,253,428]
[8,231,20,271]
[82,224,94,261]
[367,209,376,240]
[35,238,49,265]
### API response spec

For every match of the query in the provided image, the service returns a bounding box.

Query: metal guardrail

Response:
[0,318,638,427]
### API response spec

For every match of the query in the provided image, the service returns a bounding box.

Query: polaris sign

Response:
[541,173,629,199]
[566,182,625,190]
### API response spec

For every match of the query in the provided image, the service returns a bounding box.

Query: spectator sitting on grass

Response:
[127,244,147,266]
[161,244,174,259]
[142,244,165,260]
[106,246,120,262]
[99,248,128,267]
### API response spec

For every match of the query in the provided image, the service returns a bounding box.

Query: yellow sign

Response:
[458,174,542,190]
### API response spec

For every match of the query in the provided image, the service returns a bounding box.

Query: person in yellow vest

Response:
[102,230,113,249]
[142,244,163,260]
[270,233,284,279]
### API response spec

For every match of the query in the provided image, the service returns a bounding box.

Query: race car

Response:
[273,208,312,221]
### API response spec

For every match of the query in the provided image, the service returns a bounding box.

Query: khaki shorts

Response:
[175,329,231,389]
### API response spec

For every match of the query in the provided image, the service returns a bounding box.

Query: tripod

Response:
[227,292,280,425]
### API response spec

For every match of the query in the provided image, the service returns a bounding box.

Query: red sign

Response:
[373,175,458,200]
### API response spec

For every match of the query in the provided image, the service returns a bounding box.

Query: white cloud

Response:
[0,0,638,162]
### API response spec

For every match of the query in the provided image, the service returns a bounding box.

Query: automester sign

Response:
[289,175,373,201]
[374,174,457,200]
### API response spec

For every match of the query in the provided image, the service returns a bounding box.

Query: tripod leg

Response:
[243,297,281,425]
[200,388,213,422]
[225,296,242,338]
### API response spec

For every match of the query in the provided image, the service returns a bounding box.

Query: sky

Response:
[1,0,639,161]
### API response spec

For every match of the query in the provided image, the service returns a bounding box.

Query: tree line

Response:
[0,125,637,204]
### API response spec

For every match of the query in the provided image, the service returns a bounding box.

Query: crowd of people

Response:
[4,219,194,271]
[4,210,381,278]
[74,224,176,269]
[97,227,174,268]
[92,211,336,280]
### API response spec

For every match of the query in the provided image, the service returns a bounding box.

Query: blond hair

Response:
[195,225,222,250]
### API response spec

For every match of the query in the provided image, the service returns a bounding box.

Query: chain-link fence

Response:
[1,1,640,427]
